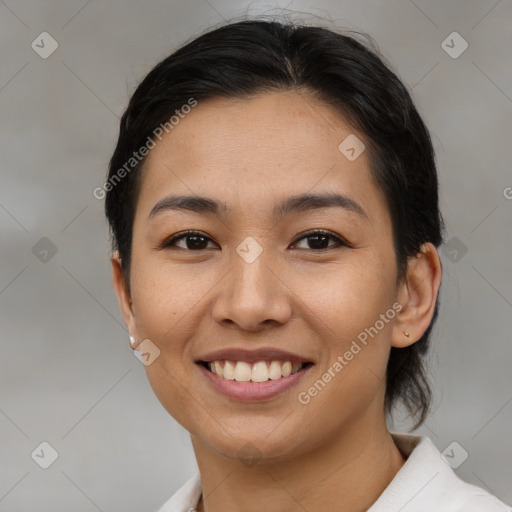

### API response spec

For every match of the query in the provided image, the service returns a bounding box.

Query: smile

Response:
[195,347,314,400]
[197,359,314,401]
[202,359,309,382]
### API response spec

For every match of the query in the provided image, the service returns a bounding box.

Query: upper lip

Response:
[196,347,312,364]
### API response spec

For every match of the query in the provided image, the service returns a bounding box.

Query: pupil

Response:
[187,235,207,250]
[309,235,329,249]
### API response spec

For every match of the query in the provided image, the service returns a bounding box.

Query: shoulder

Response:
[457,493,512,512]
[444,467,511,512]
[368,433,511,512]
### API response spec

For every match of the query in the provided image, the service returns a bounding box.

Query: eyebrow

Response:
[147,192,369,223]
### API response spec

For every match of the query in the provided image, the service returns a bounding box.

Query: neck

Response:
[191,412,406,512]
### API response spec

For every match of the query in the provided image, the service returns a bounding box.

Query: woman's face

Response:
[115,90,408,462]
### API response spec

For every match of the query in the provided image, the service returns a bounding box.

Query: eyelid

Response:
[158,229,351,250]
[157,230,214,250]
[291,229,351,249]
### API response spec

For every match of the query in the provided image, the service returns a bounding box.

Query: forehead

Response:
[135,91,387,225]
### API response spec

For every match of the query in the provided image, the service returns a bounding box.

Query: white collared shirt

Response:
[155,433,511,512]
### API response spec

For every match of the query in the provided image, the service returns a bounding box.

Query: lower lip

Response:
[197,363,312,401]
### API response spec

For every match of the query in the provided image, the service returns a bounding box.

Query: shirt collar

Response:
[156,433,507,512]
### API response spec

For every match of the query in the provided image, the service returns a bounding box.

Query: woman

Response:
[104,18,510,512]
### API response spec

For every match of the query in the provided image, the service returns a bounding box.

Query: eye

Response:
[159,229,349,252]
[160,230,218,251]
[290,229,349,251]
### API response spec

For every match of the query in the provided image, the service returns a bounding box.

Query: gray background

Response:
[1,0,511,510]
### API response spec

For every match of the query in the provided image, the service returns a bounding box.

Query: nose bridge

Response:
[212,235,291,329]
[231,235,274,303]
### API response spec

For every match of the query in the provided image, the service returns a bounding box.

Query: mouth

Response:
[195,348,314,401]
[198,359,314,382]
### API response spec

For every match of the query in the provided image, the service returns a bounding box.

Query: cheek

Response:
[292,258,395,402]
[130,267,202,431]
[128,257,222,426]
[129,262,195,392]
[292,256,396,341]
[130,256,202,339]
[143,361,209,440]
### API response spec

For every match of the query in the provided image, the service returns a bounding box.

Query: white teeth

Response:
[251,361,269,382]
[213,360,223,377]
[234,361,252,382]
[281,361,292,377]
[207,359,304,382]
[268,360,282,379]
[223,360,235,380]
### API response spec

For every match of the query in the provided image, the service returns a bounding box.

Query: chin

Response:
[190,417,315,464]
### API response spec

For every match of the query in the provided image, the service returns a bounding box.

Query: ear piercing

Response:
[129,335,137,348]
[403,331,410,338]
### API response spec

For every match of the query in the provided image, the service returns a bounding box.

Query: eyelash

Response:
[159,229,350,252]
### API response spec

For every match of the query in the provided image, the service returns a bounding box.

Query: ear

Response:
[391,242,442,348]
[111,252,140,346]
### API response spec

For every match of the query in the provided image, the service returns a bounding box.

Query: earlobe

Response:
[391,243,442,348]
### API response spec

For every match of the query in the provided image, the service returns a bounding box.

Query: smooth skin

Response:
[112,90,442,512]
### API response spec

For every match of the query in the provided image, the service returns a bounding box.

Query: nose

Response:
[211,242,293,332]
